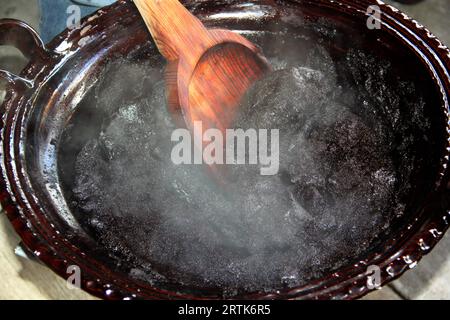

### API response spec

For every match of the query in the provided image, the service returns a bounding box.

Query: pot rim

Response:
[0,0,449,300]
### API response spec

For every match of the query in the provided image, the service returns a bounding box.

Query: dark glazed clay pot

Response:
[0,0,449,300]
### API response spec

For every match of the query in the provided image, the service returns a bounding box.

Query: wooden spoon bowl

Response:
[134,0,271,132]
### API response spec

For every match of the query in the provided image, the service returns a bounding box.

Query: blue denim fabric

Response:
[38,0,113,43]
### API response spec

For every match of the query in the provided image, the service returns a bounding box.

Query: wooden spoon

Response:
[134,0,271,133]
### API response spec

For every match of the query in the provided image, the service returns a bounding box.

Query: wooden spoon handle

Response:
[134,0,213,62]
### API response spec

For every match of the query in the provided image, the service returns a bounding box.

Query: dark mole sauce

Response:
[58,15,440,293]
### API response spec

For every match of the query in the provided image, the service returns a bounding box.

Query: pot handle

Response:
[0,19,49,87]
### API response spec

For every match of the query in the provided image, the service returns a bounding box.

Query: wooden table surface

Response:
[0,213,96,300]
[0,0,449,300]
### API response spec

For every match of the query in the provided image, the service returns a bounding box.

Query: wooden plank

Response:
[362,286,403,300]
[0,214,96,300]
[389,232,450,300]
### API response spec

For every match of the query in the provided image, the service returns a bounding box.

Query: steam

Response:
[64,21,430,292]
